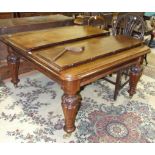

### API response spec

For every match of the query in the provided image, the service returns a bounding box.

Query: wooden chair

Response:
[143,15,155,52]
[88,15,107,30]
[112,13,146,39]
[105,13,146,100]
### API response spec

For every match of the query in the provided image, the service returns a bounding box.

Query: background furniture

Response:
[88,15,107,29]
[143,14,155,49]
[74,13,113,30]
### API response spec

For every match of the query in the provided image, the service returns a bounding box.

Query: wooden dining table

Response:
[0,25,150,133]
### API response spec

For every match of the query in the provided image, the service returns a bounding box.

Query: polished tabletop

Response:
[32,35,143,71]
[1,25,149,77]
[2,25,109,50]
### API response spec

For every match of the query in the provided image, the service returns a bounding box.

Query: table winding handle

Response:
[52,46,85,62]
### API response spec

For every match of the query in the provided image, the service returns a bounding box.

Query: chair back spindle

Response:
[112,13,146,40]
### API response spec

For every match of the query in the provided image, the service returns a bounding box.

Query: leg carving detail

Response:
[61,94,81,133]
[7,53,20,87]
[128,65,143,96]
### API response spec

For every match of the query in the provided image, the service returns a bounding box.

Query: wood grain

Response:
[2,26,109,51]
[33,35,142,71]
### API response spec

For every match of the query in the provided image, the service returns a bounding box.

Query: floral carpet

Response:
[0,71,155,143]
[144,52,155,79]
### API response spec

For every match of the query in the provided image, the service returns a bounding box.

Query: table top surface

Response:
[1,25,150,78]
[32,35,143,71]
[0,14,73,28]
[2,25,109,50]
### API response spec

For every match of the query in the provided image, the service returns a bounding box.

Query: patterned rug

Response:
[0,71,155,143]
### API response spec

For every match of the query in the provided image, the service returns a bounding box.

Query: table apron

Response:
[80,58,139,86]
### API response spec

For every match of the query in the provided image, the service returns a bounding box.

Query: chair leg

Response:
[124,68,129,80]
[114,71,122,100]
[148,33,154,47]
[144,54,148,66]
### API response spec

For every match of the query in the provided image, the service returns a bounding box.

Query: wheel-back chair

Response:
[105,13,146,100]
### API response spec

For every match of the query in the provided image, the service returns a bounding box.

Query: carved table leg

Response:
[61,79,81,133]
[62,93,81,133]
[7,50,20,87]
[128,60,143,97]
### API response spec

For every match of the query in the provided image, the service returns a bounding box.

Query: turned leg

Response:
[62,93,81,133]
[128,62,143,97]
[61,79,81,133]
[7,50,20,87]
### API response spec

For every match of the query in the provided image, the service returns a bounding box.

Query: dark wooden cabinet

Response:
[0,13,13,19]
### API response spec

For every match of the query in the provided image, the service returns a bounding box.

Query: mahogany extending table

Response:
[0,25,150,133]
